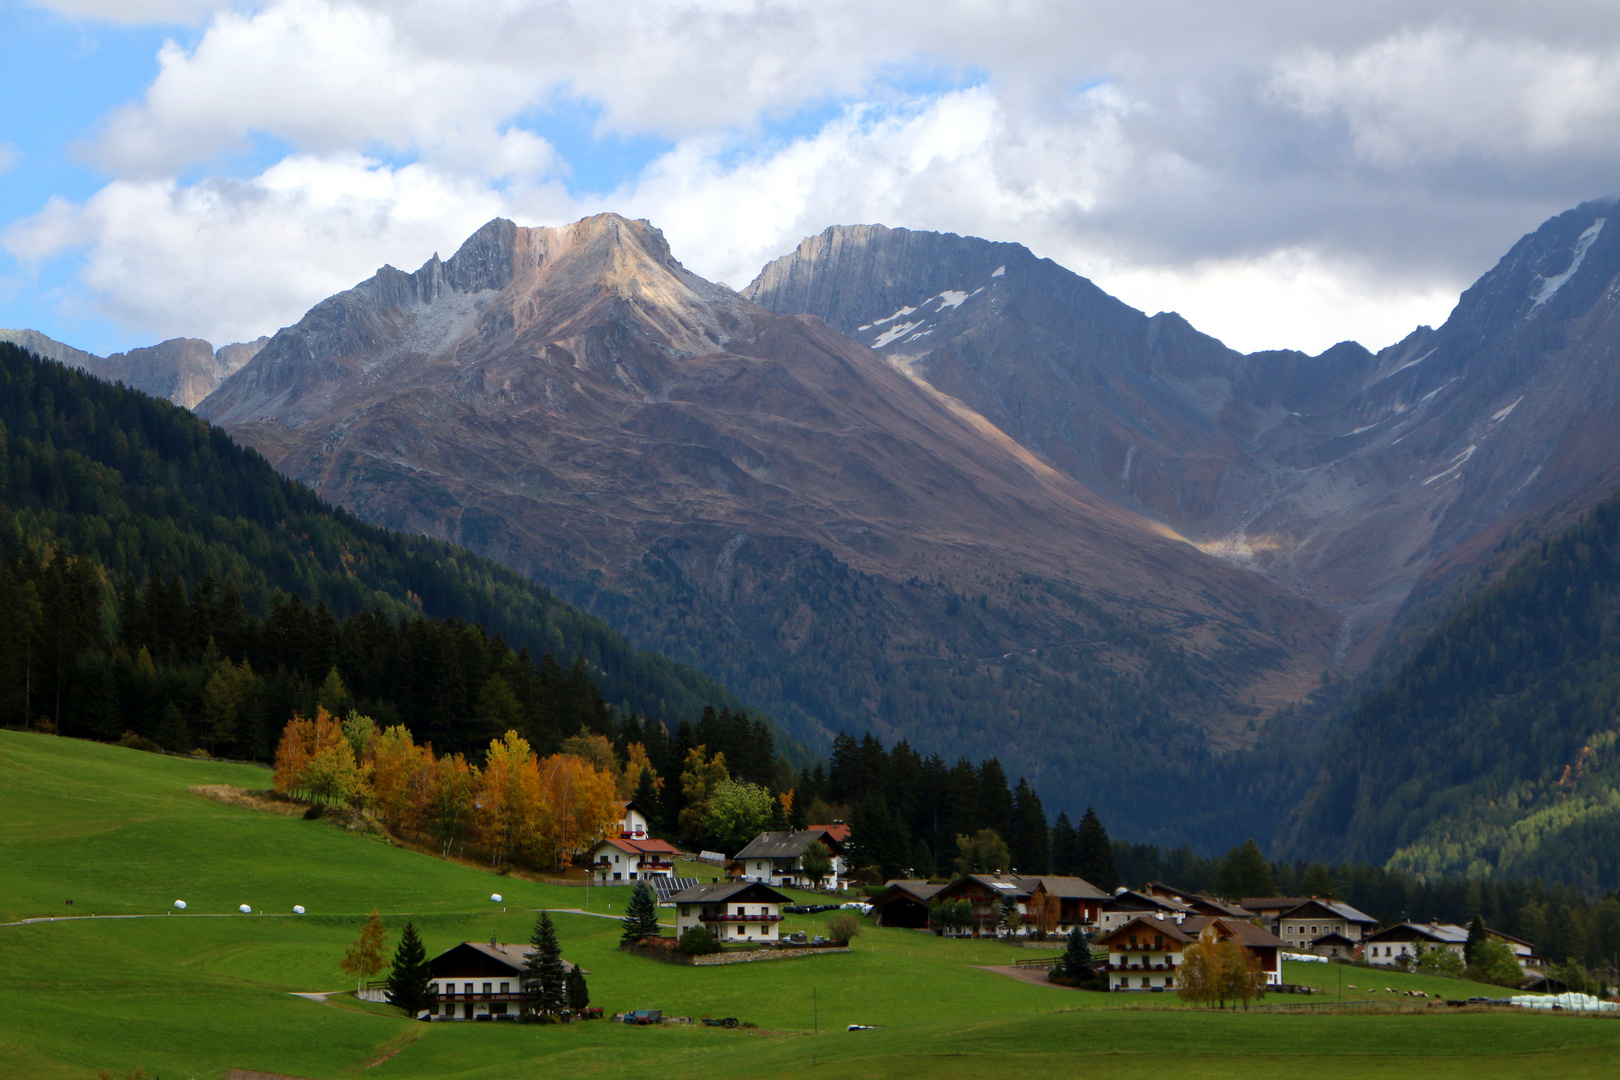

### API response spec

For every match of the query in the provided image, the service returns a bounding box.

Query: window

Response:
[499,982,509,994]
[490,1002,508,1015]
[464,983,473,995]
[483,983,492,996]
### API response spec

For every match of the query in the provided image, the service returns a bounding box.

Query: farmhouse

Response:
[590,835,681,883]
[1361,921,1474,966]
[1142,882,1252,919]
[1239,896,1310,934]
[869,879,945,928]
[669,880,790,944]
[927,873,1106,936]
[1275,899,1378,952]
[425,941,584,1021]
[731,827,848,888]
[1097,888,1194,933]
[1096,915,1284,992]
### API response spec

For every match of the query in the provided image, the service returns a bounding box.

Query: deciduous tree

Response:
[341,909,388,994]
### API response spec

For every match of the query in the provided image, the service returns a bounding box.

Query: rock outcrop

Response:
[0,329,269,408]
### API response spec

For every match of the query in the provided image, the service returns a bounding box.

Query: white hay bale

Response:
[173,900,187,910]
[293,905,305,914]
[490,893,503,903]
[238,904,251,914]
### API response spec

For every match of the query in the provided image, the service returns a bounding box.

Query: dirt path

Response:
[975,964,1069,989]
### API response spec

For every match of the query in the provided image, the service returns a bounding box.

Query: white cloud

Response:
[29,0,233,23]
[13,1,1620,353]
[4,153,573,344]
[0,143,18,175]
[1270,28,1620,168]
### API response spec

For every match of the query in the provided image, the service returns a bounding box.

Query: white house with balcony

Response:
[590,835,681,883]
[668,881,790,945]
[730,828,847,889]
[614,798,650,839]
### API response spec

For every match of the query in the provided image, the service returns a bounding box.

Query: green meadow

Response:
[2,730,1617,1080]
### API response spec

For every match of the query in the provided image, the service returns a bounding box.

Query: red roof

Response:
[594,836,680,856]
[809,823,851,843]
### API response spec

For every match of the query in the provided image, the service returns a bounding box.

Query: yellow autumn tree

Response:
[370,724,428,830]
[475,731,546,867]
[620,741,661,800]
[539,753,619,868]
[272,707,362,802]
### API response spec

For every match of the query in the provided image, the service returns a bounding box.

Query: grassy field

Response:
[2,729,1617,1080]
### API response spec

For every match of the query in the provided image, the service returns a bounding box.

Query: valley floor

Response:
[1,730,1614,1079]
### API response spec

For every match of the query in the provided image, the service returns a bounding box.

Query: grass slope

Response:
[1,730,1616,1080]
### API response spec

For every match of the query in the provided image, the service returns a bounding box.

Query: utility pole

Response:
[814,987,818,1034]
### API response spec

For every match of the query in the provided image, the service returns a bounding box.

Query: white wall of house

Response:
[1363,939,1465,966]
[428,977,519,1020]
[1108,947,1184,991]
[675,899,782,942]
[1277,916,1366,950]
[619,806,648,837]
[737,855,845,890]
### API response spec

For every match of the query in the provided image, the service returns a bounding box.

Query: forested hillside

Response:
[1288,489,1620,890]
[0,342,748,747]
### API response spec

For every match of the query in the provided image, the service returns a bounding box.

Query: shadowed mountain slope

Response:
[745,202,1620,665]
[198,213,1338,821]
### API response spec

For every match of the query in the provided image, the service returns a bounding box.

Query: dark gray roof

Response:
[1365,921,1469,944]
[1280,899,1378,925]
[1021,875,1109,900]
[873,880,945,903]
[668,880,792,905]
[733,830,828,860]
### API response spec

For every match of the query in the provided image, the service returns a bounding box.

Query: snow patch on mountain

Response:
[1531,219,1605,309]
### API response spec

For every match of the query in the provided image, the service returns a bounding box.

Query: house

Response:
[869,880,946,928]
[731,828,848,889]
[1239,897,1310,934]
[1142,882,1252,919]
[1097,888,1195,933]
[1096,914,1284,992]
[1361,921,1478,966]
[1021,876,1108,933]
[926,873,1106,937]
[614,798,651,839]
[668,881,790,945]
[426,941,585,1020]
[1275,899,1378,953]
[590,835,682,884]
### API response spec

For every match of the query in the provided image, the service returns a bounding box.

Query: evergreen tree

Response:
[621,884,661,945]
[1075,807,1117,890]
[1465,914,1488,968]
[384,922,436,1016]
[911,838,936,879]
[632,766,663,834]
[1010,778,1050,874]
[1300,862,1337,898]
[850,798,908,878]
[565,963,590,1012]
[1217,840,1277,900]
[523,911,566,1018]
[1053,924,1095,983]
[1050,812,1079,876]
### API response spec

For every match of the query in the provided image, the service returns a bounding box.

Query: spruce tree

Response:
[523,911,566,1018]
[566,963,589,1011]
[632,767,663,834]
[1054,924,1095,983]
[1465,914,1488,967]
[1075,807,1117,890]
[1050,812,1079,876]
[384,922,436,1016]
[621,883,661,945]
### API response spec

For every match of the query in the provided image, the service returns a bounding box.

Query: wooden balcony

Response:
[701,913,784,923]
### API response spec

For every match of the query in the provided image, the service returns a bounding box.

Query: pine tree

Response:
[1050,812,1079,876]
[632,765,663,834]
[1075,807,1117,890]
[1217,840,1277,900]
[565,963,589,1012]
[621,884,661,945]
[384,922,436,1016]
[523,911,566,1018]
[1010,778,1050,874]
[1465,914,1488,967]
[1053,924,1095,983]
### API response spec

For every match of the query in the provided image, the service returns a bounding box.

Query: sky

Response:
[3,1,1620,358]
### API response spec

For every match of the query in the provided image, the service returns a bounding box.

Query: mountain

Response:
[0,328,268,407]
[745,202,1620,664]
[1282,489,1620,891]
[195,213,1339,820]
[0,339,744,745]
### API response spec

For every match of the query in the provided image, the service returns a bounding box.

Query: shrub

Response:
[115,731,162,753]
[303,804,325,820]
[826,913,861,945]
[678,926,721,955]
